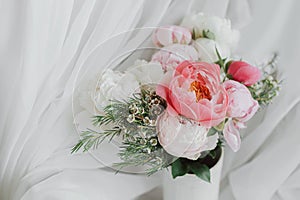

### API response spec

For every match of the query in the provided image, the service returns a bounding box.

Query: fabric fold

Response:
[228,101,300,200]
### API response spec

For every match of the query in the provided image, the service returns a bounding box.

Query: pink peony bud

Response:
[227,61,261,86]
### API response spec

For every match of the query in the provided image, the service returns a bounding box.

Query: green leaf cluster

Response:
[171,145,222,182]
[171,159,211,182]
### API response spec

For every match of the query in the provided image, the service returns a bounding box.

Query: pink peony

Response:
[151,44,198,72]
[227,61,261,86]
[223,80,259,152]
[157,112,218,160]
[156,61,228,127]
[152,25,192,47]
[223,80,259,122]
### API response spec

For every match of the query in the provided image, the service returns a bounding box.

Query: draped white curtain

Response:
[0,0,299,199]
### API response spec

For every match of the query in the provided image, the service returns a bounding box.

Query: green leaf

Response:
[202,29,216,40]
[71,140,84,153]
[214,121,225,132]
[215,47,222,61]
[207,128,217,136]
[209,151,217,159]
[225,60,233,73]
[190,164,211,183]
[214,55,227,72]
[171,159,189,178]
[214,47,227,69]
[226,74,233,79]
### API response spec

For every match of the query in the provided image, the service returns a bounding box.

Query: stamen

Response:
[189,81,212,102]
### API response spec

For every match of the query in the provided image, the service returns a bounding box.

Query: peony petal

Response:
[170,86,198,119]
[204,133,219,151]
[151,45,198,71]
[156,84,179,117]
[238,99,259,122]
[223,119,241,152]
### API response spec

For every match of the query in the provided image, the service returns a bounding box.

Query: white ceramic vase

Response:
[162,151,224,200]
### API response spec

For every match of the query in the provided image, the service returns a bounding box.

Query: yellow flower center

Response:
[189,81,212,102]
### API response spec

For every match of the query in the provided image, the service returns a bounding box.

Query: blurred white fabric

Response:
[0,0,299,200]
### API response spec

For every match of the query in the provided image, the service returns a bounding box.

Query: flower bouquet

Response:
[72,13,281,199]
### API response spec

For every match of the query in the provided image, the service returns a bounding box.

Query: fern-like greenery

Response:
[71,88,171,175]
[71,128,121,153]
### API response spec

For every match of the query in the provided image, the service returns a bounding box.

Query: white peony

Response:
[181,13,240,51]
[127,60,164,85]
[93,69,139,112]
[157,112,219,160]
[193,38,230,62]
[78,60,164,114]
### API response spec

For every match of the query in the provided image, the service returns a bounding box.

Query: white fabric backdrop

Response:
[0,0,299,199]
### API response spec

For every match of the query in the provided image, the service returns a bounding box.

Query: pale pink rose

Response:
[156,61,228,127]
[152,25,192,47]
[157,112,218,160]
[223,119,241,152]
[151,44,198,71]
[227,61,261,86]
[223,80,259,122]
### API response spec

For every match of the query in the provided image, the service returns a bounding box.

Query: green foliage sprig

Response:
[72,87,171,175]
[248,53,282,106]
